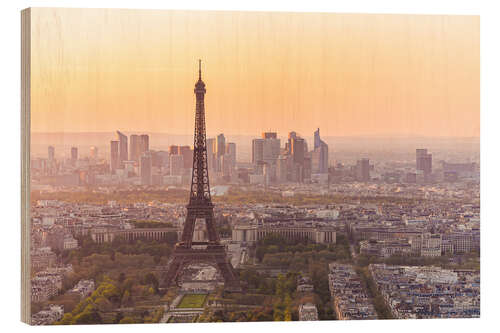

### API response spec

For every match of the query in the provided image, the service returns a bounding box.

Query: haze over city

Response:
[31,8,479,137]
[26,8,480,326]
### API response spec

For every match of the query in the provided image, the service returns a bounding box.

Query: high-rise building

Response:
[116,131,128,166]
[206,138,216,171]
[253,135,280,167]
[287,131,298,151]
[276,155,289,183]
[314,128,322,150]
[71,147,78,162]
[226,142,236,169]
[169,145,180,155]
[110,140,119,172]
[303,155,312,181]
[291,137,305,165]
[252,139,264,164]
[263,138,280,163]
[179,145,193,169]
[130,134,140,162]
[216,134,226,157]
[140,134,149,154]
[416,149,427,169]
[262,132,277,139]
[170,154,184,176]
[151,151,169,168]
[140,151,152,185]
[222,154,233,179]
[48,146,55,161]
[213,133,226,172]
[89,146,98,159]
[130,134,149,162]
[312,128,328,174]
[356,158,370,182]
[416,149,432,175]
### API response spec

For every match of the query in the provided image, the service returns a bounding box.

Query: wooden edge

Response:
[21,7,31,325]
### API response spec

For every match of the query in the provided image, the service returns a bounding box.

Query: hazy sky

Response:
[30,8,479,137]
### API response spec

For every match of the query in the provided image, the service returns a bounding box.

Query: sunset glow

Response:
[30,8,479,137]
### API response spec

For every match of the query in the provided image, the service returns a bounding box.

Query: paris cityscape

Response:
[29,67,480,324]
[26,8,479,326]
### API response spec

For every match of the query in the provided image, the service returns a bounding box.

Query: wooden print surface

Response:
[23,8,480,325]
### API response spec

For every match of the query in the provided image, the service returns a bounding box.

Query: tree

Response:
[121,290,131,307]
[73,305,102,325]
[114,312,124,324]
[254,310,273,321]
[57,313,74,325]
[94,296,112,312]
[143,272,159,292]
[119,316,138,324]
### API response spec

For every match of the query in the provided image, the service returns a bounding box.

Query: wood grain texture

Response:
[21,7,31,325]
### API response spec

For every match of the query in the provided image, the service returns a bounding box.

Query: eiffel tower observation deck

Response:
[159,60,240,292]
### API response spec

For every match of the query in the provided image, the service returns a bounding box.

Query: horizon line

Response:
[30,131,480,138]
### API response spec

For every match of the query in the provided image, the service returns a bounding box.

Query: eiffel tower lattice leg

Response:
[160,257,184,288]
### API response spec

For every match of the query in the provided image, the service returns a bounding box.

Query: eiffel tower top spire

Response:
[195,59,206,91]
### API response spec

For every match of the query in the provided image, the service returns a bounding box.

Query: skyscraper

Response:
[130,134,149,163]
[140,134,149,154]
[356,158,370,182]
[214,133,226,172]
[416,149,427,168]
[286,131,297,151]
[276,155,289,183]
[262,132,277,139]
[252,134,280,167]
[110,140,119,172]
[216,134,226,157]
[130,134,140,162]
[222,154,233,179]
[313,128,322,150]
[252,139,264,165]
[179,145,194,169]
[216,133,226,156]
[48,146,55,161]
[223,142,237,179]
[416,149,432,175]
[151,151,168,168]
[206,138,216,171]
[226,142,236,167]
[170,154,184,176]
[71,147,78,163]
[291,137,305,165]
[140,151,152,185]
[263,137,280,163]
[116,131,128,167]
[169,145,180,155]
[312,128,329,174]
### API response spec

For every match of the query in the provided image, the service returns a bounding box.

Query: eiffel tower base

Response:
[159,245,241,292]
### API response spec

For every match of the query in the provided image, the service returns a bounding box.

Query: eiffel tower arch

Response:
[159,60,240,292]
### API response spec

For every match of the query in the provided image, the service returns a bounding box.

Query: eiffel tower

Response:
[159,60,240,291]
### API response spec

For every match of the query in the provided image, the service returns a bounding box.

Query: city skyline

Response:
[24,8,480,325]
[31,8,479,137]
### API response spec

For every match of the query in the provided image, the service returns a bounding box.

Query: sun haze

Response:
[30,8,479,137]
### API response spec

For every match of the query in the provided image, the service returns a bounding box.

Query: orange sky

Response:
[30,8,479,137]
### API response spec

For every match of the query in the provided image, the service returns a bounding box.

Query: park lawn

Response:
[177,294,207,308]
